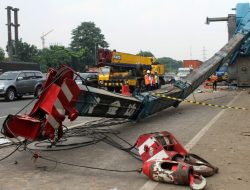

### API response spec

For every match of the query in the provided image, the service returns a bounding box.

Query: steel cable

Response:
[38,155,142,173]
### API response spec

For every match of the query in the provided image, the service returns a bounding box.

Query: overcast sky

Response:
[0,0,242,60]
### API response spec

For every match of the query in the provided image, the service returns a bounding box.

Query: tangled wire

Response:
[0,117,142,173]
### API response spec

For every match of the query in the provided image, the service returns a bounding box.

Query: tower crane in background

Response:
[41,29,54,49]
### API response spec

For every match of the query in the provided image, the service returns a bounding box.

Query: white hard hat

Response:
[147,70,150,74]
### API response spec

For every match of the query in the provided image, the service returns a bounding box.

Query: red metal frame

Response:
[136,131,188,162]
[2,65,80,141]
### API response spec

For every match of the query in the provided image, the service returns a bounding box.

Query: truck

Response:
[216,65,228,82]
[97,49,165,92]
[176,67,193,79]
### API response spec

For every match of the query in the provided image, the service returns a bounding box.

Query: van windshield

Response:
[179,70,190,74]
[99,67,110,75]
[0,72,18,80]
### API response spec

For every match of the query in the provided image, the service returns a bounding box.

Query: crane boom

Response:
[41,29,54,48]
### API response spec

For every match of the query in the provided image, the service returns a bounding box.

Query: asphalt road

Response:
[0,96,40,130]
[0,89,241,190]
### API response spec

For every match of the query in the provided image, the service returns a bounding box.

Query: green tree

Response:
[34,45,88,72]
[70,22,109,66]
[0,47,5,62]
[69,48,89,71]
[137,50,154,57]
[157,57,183,73]
[34,45,73,72]
[13,39,38,62]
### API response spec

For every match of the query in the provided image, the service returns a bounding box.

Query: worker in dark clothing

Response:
[151,73,156,90]
[211,73,218,91]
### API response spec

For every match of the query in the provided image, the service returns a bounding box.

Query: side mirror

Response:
[17,76,23,80]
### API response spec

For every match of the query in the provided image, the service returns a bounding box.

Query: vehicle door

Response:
[34,72,44,87]
[15,72,28,94]
[35,72,44,82]
[24,72,37,93]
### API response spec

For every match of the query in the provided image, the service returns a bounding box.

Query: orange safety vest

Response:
[211,75,218,82]
[144,75,150,85]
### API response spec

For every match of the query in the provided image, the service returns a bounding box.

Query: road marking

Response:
[0,115,7,119]
[138,91,242,190]
[185,91,242,151]
[67,122,87,129]
[66,119,99,129]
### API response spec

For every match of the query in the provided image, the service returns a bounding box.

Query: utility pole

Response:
[94,42,98,66]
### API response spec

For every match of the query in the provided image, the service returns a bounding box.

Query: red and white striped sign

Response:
[43,78,80,140]
[137,133,169,162]
[136,131,188,163]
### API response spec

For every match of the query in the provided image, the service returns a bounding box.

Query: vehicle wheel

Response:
[5,88,16,101]
[115,87,120,93]
[34,86,42,98]
[107,87,115,92]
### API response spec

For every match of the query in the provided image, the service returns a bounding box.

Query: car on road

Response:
[75,72,98,87]
[0,70,45,101]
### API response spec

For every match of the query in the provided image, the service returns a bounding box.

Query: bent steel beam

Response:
[1,31,249,141]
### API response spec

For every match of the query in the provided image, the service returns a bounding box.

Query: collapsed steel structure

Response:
[2,32,248,142]
[2,3,250,142]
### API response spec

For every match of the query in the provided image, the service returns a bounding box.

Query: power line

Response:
[202,46,207,61]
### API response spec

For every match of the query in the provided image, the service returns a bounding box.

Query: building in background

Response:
[183,60,202,70]
[0,62,41,74]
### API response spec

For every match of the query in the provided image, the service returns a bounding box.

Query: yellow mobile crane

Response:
[97,49,165,92]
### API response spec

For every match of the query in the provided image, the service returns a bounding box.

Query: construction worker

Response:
[154,71,159,89]
[151,73,156,90]
[211,73,218,91]
[144,70,151,91]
